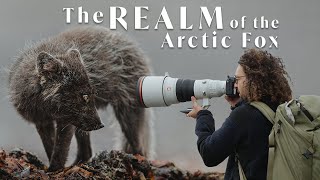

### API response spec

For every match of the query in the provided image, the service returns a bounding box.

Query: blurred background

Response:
[0,0,319,173]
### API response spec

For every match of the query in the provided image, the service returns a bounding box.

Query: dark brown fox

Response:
[8,26,153,171]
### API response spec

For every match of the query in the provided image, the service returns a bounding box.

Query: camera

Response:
[136,74,238,108]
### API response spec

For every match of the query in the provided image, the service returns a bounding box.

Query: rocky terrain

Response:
[0,148,224,180]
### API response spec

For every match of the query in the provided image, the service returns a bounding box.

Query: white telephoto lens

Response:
[194,80,226,99]
[140,76,179,107]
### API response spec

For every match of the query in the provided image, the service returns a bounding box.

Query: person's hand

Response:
[225,95,241,107]
[186,96,203,119]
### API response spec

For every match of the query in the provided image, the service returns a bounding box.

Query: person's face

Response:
[234,65,247,98]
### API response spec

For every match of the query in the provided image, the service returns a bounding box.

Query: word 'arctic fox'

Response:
[9,26,152,171]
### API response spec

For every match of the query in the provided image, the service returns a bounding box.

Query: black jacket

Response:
[195,100,278,180]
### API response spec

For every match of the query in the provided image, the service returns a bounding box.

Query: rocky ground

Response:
[0,148,224,180]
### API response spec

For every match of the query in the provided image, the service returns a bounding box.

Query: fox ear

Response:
[37,52,62,75]
[68,49,81,58]
[68,49,84,64]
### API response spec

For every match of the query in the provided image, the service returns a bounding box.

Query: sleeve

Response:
[195,108,246,167]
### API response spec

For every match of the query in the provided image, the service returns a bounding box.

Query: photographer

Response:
[187,49,292,180]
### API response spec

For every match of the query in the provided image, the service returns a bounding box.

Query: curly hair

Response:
[238,49,292,103]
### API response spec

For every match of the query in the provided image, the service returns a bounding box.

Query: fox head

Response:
[36,49,104,131]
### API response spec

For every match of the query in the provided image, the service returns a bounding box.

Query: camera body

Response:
[226,76,239,98]
[136,74,238,108]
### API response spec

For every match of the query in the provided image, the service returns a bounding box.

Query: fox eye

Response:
[83,94,89,103]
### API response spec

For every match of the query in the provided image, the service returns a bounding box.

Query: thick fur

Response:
[9,26,152,171]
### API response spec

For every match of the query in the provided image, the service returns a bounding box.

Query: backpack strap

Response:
[250,101,276,180]
[250,101,276,148]
[235,153,247,180]
[299,102,314,122]
[250,101,275,125]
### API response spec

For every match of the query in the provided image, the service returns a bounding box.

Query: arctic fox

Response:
[9,26,152,171]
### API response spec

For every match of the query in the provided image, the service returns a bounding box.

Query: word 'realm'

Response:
[63,6,224,30]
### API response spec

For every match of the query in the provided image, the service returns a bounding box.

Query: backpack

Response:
[236,95,320,180]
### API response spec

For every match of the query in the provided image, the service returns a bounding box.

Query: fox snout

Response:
[78,121,105,131]
[78,114,105,131]
[91,122,105,130]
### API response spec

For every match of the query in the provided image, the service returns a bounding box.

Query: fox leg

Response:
[73,131,92,165]
[47,123,75,172]
[35,121,55,162]
[113,104,150,157]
